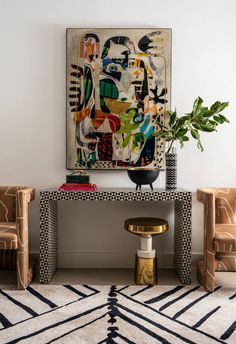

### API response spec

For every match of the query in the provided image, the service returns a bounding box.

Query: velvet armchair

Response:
[197,188,236,292]
[0,186,35,289]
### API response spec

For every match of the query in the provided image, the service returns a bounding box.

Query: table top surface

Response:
[40,188,192,203]
[124,217,169,235]
[41,187,191,194]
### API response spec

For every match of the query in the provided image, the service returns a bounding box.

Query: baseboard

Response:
[31,251,202,269]
[58,252,174,268]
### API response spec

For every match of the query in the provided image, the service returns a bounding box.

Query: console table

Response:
[40,188,192,284]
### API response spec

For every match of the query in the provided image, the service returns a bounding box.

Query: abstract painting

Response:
[67,28,171,169]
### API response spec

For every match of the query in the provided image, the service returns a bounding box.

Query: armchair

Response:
[197,188,236,292]
[0,186,35,289]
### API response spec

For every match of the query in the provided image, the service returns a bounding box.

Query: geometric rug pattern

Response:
[0,285,235,343]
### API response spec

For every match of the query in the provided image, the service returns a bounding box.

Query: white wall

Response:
[0,0,236,267]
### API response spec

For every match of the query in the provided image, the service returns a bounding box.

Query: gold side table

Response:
[124,217,168,285]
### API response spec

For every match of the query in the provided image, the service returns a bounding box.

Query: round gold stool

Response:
[124,217,168,285]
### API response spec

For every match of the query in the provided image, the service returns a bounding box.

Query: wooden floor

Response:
[1,268,236,287]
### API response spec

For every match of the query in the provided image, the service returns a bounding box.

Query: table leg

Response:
[40,196,58,283]
[174,196,192,284]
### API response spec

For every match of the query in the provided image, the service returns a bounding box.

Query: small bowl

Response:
[127,168,160,191]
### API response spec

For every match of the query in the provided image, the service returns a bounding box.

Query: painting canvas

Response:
[66,28,171,169]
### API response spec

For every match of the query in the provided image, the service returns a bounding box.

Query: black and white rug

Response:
[0,285,235,343]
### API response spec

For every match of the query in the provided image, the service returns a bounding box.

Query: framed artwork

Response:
[66,28,171,169]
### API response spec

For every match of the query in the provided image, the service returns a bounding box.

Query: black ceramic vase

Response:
[165,152,177,189]
[127,168,160,191]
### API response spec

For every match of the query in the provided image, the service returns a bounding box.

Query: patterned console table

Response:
[40,188,192,284]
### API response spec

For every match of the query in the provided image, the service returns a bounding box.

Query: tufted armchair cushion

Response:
[215,188,236,224]
[215,224,236,252]
[0,186,19,222]
[0,223,17,249]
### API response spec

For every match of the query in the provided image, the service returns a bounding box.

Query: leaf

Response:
[192,97,203,114]
[219,114,230,123]
[216,102,229,113]
[200,116,210,124]
[197,107,211,118]
[210,101,221,112]
[157,120,169,130]
[200,124,216,132]
[156,131,168,137]
[169,111,177,126]
[172,119,180,131]
[213,115,224,124]
[178,137,184,147]
[154,132,163,137]
[192,123,201,130]
[182,136,189,141]
[209,120,218,126]
[209,101,228,114]
[157,97,229,151]
[178,115,189,126]
[191,129,200,139]
[176,128,188,137]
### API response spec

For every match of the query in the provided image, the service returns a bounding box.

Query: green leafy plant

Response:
[156,97,229,153]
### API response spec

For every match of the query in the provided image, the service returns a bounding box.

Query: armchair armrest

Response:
[197,188,216,244]
[197,188,216,291]
[0,186,35,222]
[16,187,35,289]
[16,187,35,234]
[17,188,35,203]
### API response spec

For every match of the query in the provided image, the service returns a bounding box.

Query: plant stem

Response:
[166,139,175,154]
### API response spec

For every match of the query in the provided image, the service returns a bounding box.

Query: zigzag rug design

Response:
[0,285,235,343]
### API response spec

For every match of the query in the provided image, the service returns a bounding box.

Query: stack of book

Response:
[59,172,97,192]
[59,183,97,192]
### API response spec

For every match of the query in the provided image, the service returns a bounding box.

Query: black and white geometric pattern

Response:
[92,161,115,169]
[40,188,192,284]
[154,137,164,168]
[0,285,235,343]
[165,152,177,190]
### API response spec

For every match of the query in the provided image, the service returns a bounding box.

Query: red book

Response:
[59,183,97,192]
